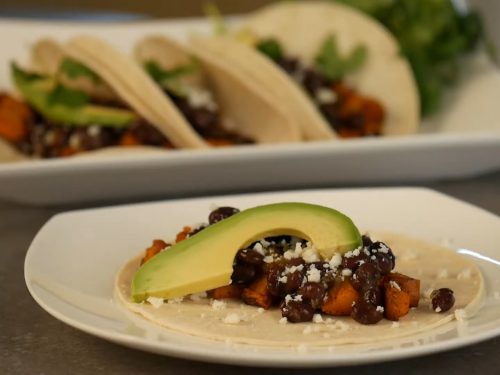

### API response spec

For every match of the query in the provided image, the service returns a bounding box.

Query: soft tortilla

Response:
[115,231,484,347]
[0,138,27,162]
[195,1,419,139]
[135,36,302,143]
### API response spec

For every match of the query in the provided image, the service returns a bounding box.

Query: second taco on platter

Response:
[192,1,420,140]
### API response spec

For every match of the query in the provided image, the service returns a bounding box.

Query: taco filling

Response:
[255,36,384,138]
[118,203,481,340]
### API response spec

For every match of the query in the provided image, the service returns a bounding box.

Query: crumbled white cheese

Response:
[279,317,288,324]
[455,309,467,322]
[377,243,390,254]
[302,247,320,263]
[87,125,101,137]
[389,281,401,291]
[210,299,227,310]
[189,292,207,301]
[341,268,352,277]
[253,242,265,256]
[278,275,288,283]
[391,322,400,329]
[187,87,218,110]
[363,248,371,256]
[435,306,442,313]
[457,268,471,280]
[222,313,241,324]
[376,305,384,313]
[257,308,265,314]
[437,269,449,279]
[146,296,164,308]
[167,297,184,304]
[284,294,293,304]
[329,253,342,268]
[263,255,274,263]
[344,246,362,258]
[315,88,338,104]
[260,238,271,248]
[284,242,303,259]
[294,295,303,302]
[313,314,324,324]
[307,265,321,283]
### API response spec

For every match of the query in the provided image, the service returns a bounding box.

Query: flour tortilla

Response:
[115,231,484,347]
[0,138,27,163]
[135,36,301,143]
[194,1,419,140]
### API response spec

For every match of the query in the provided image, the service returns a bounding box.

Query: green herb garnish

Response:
[47,84,90,108]
[256,39,284,61]
[204,2,227,36]
[59,58,101,83]
[334,0,491,116]
[144,60,199,96]
[315,35,368,81]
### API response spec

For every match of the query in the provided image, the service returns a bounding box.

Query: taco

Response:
[116,203,484,347]
[133,35,301,144]
[192,1,419,140]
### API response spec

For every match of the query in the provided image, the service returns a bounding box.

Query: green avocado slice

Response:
[11,63,137,127]
[132,202,361,302]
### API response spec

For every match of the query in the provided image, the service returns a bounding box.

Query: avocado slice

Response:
[11,63,137,127]
[132,202,361,302]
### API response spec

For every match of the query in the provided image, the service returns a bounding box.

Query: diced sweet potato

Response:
[241,276,272,309]
[119,131,141,146]
[208,285,243,300]
[140,239,168,265]
[175,226,192,243]
[322,280,360,316]
[384,285,410,321]
[0,95,31,142]
[384,273,420,307]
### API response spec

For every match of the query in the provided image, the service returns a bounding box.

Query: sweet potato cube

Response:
[241,276,272,309]
[322,280,360,316]
[208,285,243,300]
[384,285,410,321]
[384,273,420,307]
[140,239,168,265]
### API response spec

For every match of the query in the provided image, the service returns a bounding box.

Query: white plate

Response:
[1,17,500,205]
[24,187,500,367]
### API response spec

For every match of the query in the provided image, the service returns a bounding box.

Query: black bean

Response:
[275,57,301,76]
[283,269,304,295]
[131,121,168,145]
[362,235,373,247]
[208,206,240,224]
[351,301,384,325]
[281,300,315,323]
[297,282,326,309]
[362,287,382,306]
[370,241,396,270]
[372,253,393,275]
[188,225,206,237]
[351,262,381,291]
[266,264,283,297]
[236,249,264,265]
[231,264,256,284]
[431,288,455,313]
[302,68,331,96]
[342,251,370,272]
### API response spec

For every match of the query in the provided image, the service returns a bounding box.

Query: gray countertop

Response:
[1,172,500,374]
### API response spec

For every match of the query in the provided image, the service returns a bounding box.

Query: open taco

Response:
[192,1,420,140]
[116,203,484,347]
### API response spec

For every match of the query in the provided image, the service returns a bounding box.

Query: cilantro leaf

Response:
[47,84,90,108]
[256,39,284,61]
[144,60,199,96]
[315,35,368,81]
[59,58,100,83]
[11,62,45,83]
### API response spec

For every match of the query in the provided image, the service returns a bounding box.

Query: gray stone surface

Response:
[1,172,499,374]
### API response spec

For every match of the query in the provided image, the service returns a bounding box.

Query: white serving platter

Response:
[24,187,500,367]
[0,17,500,205]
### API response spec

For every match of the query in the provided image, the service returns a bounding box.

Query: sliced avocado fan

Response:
[11,63,137,127]
[132,202,362,302]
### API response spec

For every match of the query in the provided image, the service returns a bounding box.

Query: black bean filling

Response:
[431,288,455,313]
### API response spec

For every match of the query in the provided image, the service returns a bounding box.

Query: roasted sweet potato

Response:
[140,239,168,265]
[208,285,243,300]
[0,94,31,142]
[175,226,192,243]
[384,284,411,321]
[241,275,272,309]
[322,280,360,316]
[119,131,141,146]
[384,273,420,307]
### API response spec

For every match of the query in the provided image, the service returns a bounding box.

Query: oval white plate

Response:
[24,187,500,367]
